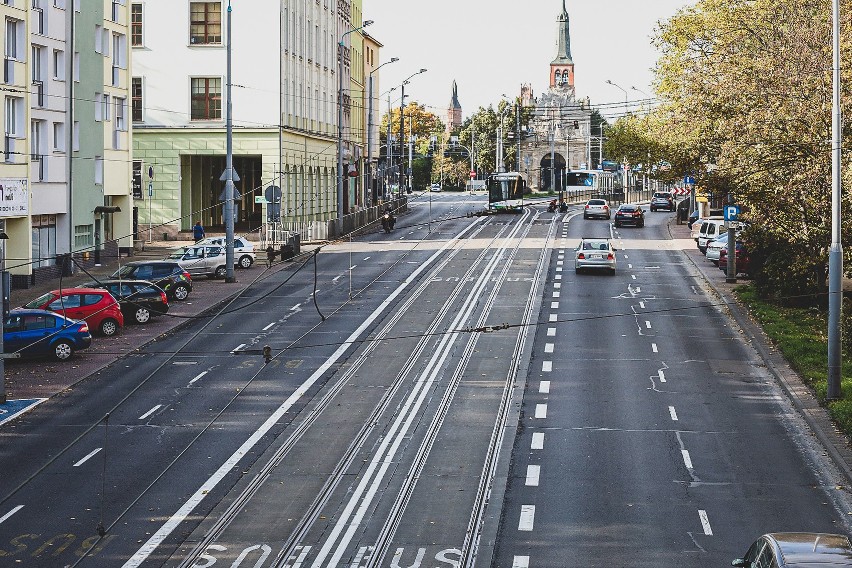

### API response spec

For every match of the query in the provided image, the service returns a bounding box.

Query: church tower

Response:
[446,80,462,134]
[549,0,575,93]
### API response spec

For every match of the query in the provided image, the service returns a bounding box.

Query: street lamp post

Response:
[496,103,512,173]
[828,0,843,399]
[367,57,398,206]
[606,79,628,117]
[337,19,373,230]
[398,69,427,197]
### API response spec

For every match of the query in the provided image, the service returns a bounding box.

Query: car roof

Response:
[766,533,852,565]
[46,287,110,295]
[83,279,160,287]
[10,308,65,316]
[122,260,179,266]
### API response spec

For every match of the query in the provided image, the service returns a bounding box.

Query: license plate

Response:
[591,254,603,259]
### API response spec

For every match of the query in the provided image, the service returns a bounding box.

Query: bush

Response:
[746,225,827,306]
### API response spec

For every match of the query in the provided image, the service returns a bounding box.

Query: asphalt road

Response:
[0,195,850,568]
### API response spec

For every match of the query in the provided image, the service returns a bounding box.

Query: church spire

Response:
[552,0,573,65]
[450,80,461,109]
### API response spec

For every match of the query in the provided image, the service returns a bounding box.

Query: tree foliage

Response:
[379,102,445,150]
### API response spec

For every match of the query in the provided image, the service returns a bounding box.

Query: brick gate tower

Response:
[446,80,462,134]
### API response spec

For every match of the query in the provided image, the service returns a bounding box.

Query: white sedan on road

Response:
[575,238,616,275]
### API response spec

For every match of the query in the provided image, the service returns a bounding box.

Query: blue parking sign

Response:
[724,205,740,222]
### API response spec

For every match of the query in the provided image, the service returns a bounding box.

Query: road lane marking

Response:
[542,361,552,372]
[139,405,163,420]
[628,264,633,269]
[555,274,562,280]
[631,274,637,280]
[554,282,562,289]
[547,328,556,337]
[552,291,560,298]
[231,344,246,354]
[551,302,559,310]
[540,381,550,393]
[333,275,343,283]
[544,343,554,353]
[699,510,713,535]
[512,556,530,568]
[669,406,678,421]
[531,432,544,450]
[659,369,666,382]
[652,343,658,353]
[363,256,370,261]
[681,450,693,470]
[74,448,103,467]
[556,267,563,272]
[263,322,276,331]
[519,505,536,531]
[526,465,541,486]
[535,404,548,418]
[624,254,629,259]
[549,314,557,322]
[0,506,23,525]
[189,371,208,386]
[290,304,302,311]
[349,265,357,270]
[645,321,652,329]
[640,301,645,309]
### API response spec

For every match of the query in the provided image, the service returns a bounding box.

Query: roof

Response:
[551,0,574,65]
[769,533,852,565]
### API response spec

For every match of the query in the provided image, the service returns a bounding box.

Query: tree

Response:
[379,102,444,152]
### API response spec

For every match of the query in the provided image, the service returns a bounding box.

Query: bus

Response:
[487,172,527,212]
[564,170,624,201]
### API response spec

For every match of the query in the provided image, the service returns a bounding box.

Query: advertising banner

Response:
[0,179,28,217]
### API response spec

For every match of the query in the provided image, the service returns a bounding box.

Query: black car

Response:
[614,204,645,228]
[649,191,675,212]
[111,261,193,301]
[83,279,170,324]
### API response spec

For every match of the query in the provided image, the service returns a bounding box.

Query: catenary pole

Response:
[224,1,235,283]
[828,0,843,399]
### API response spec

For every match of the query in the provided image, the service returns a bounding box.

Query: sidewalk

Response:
[668,218,852,486]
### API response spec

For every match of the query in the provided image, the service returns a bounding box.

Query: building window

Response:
[190,2,221,45]
[52,48,64,80]
[131,76,142,121]
[102,94,111,121]
[94,156,103,185]
[32,215,57,268]
[115,97,125,130]
[95,24,102,54]
[190,77,221,120]
[74,224,93,249]
[72,120,79,151]
[5,96,20,136]
[52,121,64,151]
[5,18,20,60]
[94,92,102,121]
[131,3,142,46]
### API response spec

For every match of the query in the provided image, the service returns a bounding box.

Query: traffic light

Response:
[573,120,579,129]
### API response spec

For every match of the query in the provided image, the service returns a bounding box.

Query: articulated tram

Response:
[487,172,527,212]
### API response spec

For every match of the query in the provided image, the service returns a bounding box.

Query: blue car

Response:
[4,309,92,361]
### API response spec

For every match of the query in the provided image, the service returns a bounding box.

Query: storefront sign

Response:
[0,179,28,217]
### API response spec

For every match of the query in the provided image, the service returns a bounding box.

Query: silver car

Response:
[166,245,228,279]
[196,236,256,268]
[583,199,611,220]
[575,238,616,275]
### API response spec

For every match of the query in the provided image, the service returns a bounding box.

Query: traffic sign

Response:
[684,175,695,185]
[148,166,154,180]
[470,171,476,179]
[724,205,740,222]
[148,182,153,197]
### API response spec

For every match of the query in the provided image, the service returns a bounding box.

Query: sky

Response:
[365,0,694,121]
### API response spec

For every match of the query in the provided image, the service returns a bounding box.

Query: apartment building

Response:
[0,0,132,288]
[131,0,374,239]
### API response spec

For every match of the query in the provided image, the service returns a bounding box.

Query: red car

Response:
[24,288,125,336]
[718,242,751,276]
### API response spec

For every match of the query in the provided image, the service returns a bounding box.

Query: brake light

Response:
[160,291,168,304]
[607,253,614,260]
[585,204,590,209]
[634,211,641,216]
[578,253,585,259]
[603,205,609,210]
[182,271,192,280]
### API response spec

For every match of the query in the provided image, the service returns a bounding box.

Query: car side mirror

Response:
[731,559,748,567]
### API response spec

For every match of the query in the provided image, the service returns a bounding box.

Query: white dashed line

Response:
[539,380,550,394]
[526,465,541,487]
[631,274,637,280]
[512,556,530,568]
[535,404,548,418]
[551,302,559,309]
[363,256,371,261]
[547,328,556,337]
[645,321,652,329]
[333,275,343,283]
[263,322,276,331]
[552,291,560,298]
[556,267,562,272]
[554,282,562,289]
[531,432,544,450]
[139,405,162,420]
[669,406,678,421]
[652,343,658,353]
[639,301,645,309]
[542,361,552,373]
[624,254,629,259]
[189,371,208,386]
[0,506,23,525]
[628,264,633,269]
[699,510,713,535]
[659,369,666,383]
[231,344,246,354]
[290,304,302,311]
[681,450,693,470]
[74,448,103,467]
[349,265,357,270]
[549,314,558,322]
[544,343,554,353]
[555,274,562,280]
[518,505,536,531]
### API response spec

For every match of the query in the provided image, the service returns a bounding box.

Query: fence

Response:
[271,197,408,244]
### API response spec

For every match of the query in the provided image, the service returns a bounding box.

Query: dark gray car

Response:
[733,533,852,567]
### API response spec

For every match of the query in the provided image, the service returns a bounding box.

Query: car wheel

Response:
[238,255,253,269]
[53,340,74,361]
[100,318,119,337]
[172,284,190,301]
[134,307,151,324]
[214,265,228,279]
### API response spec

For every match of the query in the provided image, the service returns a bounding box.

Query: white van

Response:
[697,219,727,253]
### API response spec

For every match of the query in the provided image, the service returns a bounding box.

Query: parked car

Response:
[429,183,442,192]
[4,309,92,361]
[111,261,193,301]
[575,238,616,275]
[166,244,228,279]
[697,219,727,253]
[691,216,723,241]
[614,204,645,228]
[196,236,256,269]
[583,199,610,220]
[650,191,675,212]
[83,279,170,324]
[705,233,731,265]
[733,533,852,567]
[24,288,124,336]
[687,209,700,228]
[718,241,751,276]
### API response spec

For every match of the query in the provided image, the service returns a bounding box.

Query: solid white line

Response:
[645,321,652,329]
[139,405,162,420]
[639,301,645,309]
[122,219,487,568]
[669,406,678,421]
[512,556,530,568]
[542,361,552,372]
[263,322,276,331]
[549,314,558,322]
[526,465,541,486]
[231,343,246,354]
[518,505,536,531]
[652,343,658,353]
[539,380,550,394]
[547,327,556,336]
[535,404,548,418]
[682,450,693,470]
[659,369,666,383]
[74,448,102,467]
[0,506,23,525]
[544,343,554,353]
[188,370,208,386]
[551,302,559,309]
[699,510,713,535]
[531,432,544,450]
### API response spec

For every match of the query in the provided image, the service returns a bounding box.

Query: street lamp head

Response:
[390,57,399,62]
[419,68,427,73]
[606,79,614,85]
[363,20,374,26]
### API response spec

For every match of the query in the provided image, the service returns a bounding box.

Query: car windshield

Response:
[620,206,638,212]
[24,292,54,308]
[588,200,606,206]
[653,192,670,198]
[167,247,190,259]
[582,240,609,251]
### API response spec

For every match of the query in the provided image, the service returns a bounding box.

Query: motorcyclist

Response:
[559,200,568,213]
[547,199,557,213]
[381,207,396,233]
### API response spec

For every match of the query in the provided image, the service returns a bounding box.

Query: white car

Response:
[575,238,616,275]
[429,183,442,192]
[583,199,611,220]
[196,236,256,268]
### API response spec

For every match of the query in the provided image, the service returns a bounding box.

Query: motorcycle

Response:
[381,212,395,233]
[559,201,569,213]
[547,200,558,213]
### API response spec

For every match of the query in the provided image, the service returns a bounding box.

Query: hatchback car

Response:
[196,236,257,269]
[705,233,732,265]
[575,238,616,275]
[719,242,751,276]
[650,191,675,212]
[614,204,645,227]
[733,533,852,567]
[4,309,92,361]
[84,279,170,324]
[166,244,228,279]
[583,199,610,220]
[430,183,442,192]
[24,288,124,336]
[111,261,193,301]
